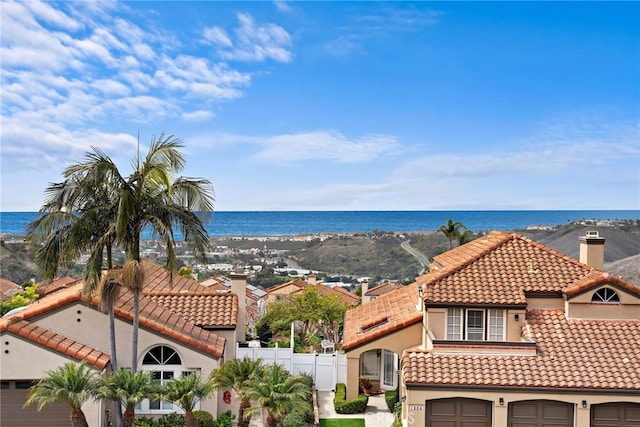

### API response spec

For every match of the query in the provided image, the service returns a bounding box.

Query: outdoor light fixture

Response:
[515,314,520,321]
[582,400,587,408]
[499,398,504,406]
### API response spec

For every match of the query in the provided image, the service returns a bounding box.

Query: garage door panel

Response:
[1,382,70,427]
[592,403,640,427]
[427,398,491,427]
[509,400,573,427]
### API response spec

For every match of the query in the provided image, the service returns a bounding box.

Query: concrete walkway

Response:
[317,391,394,426]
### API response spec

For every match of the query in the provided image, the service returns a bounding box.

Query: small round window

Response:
[591,288,619,303]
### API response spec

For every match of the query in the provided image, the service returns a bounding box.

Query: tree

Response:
[99,368,157,427]
[437,218,466,249]
[256,287,348,344]
[244,364,311,427]
[211,357,265,427]
[28,133,214,373]
[456,229,475,246]
[24,361,101,427]
[0,282,38,316]
[162,372,216,427]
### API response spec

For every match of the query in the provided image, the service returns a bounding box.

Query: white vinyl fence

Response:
[236,344,347,391]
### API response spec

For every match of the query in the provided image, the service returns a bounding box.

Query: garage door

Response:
[0,381,70,427]
[591,402,640,427]
[508,400,573,427]
[426,398,491,427]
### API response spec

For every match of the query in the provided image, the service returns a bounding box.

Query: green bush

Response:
[385,388,399,411]
[134,413,186,427]
[283,411,307,427]
[194,410,214,427]
[212,410,235,427]
[333,383,368,414]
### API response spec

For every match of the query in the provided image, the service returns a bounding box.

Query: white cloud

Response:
[274,1,294,13]
[252,131,400,164]
[206,13,293,63]
[182,110,215,121]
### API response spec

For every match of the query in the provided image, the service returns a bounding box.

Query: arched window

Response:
[591,288,620,303]
[139,345,190,413]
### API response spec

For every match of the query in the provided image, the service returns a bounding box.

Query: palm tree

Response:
[162,372,216,427]
[28,133,214,373]
[211,357,265,427]
[437,218,466,249]
[244,364,311,427]
[24,361,101,427]
[99,368,157,427]
[457,229,475,246]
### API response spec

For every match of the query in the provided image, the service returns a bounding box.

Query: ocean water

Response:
[1,210,638,238]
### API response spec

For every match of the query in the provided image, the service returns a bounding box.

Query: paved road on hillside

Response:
[401,240,430,268]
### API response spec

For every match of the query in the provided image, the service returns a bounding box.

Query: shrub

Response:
[385,388,399,411]
[134,413,185,427]
[333,383,368,414]
[194,410,214,427]
[212,410,235,427]
[282,411,307,427]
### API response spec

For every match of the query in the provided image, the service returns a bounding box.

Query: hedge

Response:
[384,388,399,412]
[333,383,368,414]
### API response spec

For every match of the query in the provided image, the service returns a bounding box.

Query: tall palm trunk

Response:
[122,407,135,427]
[131,290,139,372]
[70,409,89,427]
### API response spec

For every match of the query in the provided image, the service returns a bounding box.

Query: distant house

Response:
[0,278,23,301]
[361,280,403,304]
[266,275,359,307]
[0,262,247,427]
[342,231,640,427]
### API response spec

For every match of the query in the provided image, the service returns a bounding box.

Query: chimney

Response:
[579,231,605,270]
[307,274,316,285]
[361,279,370,304]
[230,271,247,343]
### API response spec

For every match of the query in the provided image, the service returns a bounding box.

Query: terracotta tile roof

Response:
[343,283,422,351]
[266,278,308,294]
[297,284,359,307]
[35,276,81,297]
[3,262,228,358]
[403,309,640,391]
[0,278,22,301]
[0,318,111,369]
[148,292,238,328]
[365,282,403,297]
[565,271,640,298]
[416,231,593,306]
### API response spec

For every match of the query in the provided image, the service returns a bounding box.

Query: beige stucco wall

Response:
[0,332,105,426]
[524,297,564,310]
[22,302,223,417]
[345,322,422,399]
[403,387,640,426]
[565,285,640,320]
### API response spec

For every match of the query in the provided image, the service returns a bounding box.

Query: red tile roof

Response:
[403,309,640,391]
[148,292,238,328]
[2,262,229,358]
[365,282,403,297]
[343,283,423,351]
[0,318,111,369]
[565,271,640,298]
[0,278,22,301]
[266,278,308,294]
[416,231,593,306]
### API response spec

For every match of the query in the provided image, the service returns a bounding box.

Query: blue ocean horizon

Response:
[1,210,638,238]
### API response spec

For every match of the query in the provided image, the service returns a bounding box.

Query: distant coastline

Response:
[1,210,639,238]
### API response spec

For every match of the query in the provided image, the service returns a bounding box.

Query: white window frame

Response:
[446,308,463,340]
[445,308,505,341]
[487,309,505,341]
[466,309,485,341]
[381,350,397,390]
[138,345,194,414]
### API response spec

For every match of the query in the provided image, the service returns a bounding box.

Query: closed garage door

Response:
[508,400,573,427]
[1,381,70,427]
[591,402,640,427]
[426,398,491,427]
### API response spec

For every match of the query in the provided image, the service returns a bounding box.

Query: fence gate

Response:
[236,345,345,391]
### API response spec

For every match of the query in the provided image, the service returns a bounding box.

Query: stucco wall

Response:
[345,322,422,399]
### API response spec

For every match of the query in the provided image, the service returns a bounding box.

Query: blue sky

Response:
[1,1,639,212]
